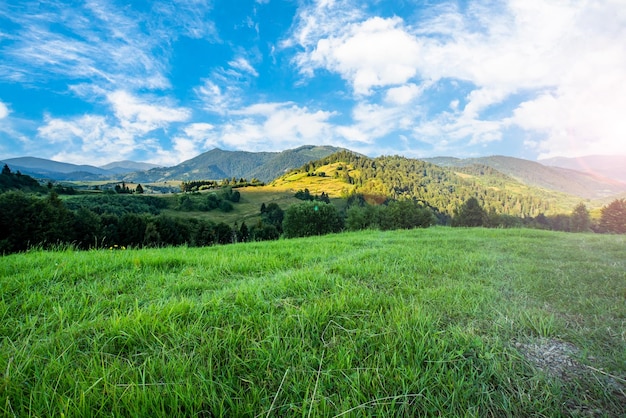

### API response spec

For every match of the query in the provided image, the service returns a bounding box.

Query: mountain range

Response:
[538,155,626,183]
[122,145,346,183]
[424,156,626,200]
[0,157,160,181]
[2,147,625,201]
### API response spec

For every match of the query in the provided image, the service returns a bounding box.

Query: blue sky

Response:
[1,0,625,166]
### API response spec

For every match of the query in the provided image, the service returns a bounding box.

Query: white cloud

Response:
[195,54,262,114]
[2,3,169,90]
[167,123,216,164]
[286,0,626,158]
[219,102,337,151]
[0,0,217,92]
[283,0,364,51]
[337,101,413,144]
[0,101,9,119]
[107,90,190,133]
[385,84,423,105]
[37,114,130,165]
[228,57,259,77]
[35,91,192,165]
[195,79,241,114]
[296,16,423,95]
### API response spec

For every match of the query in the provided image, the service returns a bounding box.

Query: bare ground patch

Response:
[515,338,626,417]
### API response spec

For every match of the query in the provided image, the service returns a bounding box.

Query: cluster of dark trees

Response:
[114,182,144,194]
[294,188,331,203]
[177,187,240,212]
[180,178,263,192]
[282,198,438,238]
[344,198,438,232]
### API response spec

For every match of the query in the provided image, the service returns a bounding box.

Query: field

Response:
[1,228,625,416]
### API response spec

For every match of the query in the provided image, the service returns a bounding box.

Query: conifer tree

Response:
[452,197,488,227]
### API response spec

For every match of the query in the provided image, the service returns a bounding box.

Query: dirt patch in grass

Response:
[516,338,584,380]
[515,338,626,417]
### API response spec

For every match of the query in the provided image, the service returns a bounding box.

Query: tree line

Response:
[452,197,626,233]
[180,178,263,193]
[0,191,283,254]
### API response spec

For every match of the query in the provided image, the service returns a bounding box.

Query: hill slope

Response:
[423,155,626,199]
[539,155,626,183]
[123,145,345,183]
[274,151,584,216]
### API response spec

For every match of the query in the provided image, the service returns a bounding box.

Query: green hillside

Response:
[1,228,624,416]
[274,151,582,216]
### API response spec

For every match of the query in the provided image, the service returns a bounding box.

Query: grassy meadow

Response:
[1,228,625,417]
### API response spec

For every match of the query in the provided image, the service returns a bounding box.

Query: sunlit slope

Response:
[270,152,582,216]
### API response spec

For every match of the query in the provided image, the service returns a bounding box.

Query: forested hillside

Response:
[282,151,573,217]
[0,164,45,193]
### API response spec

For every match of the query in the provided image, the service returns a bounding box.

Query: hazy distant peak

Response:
[100,160,162,172]
[538,155,626,183]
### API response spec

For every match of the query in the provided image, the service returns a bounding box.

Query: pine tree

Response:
[452,197,488,227]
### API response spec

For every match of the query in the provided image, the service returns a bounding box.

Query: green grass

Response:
[1,228,625,416]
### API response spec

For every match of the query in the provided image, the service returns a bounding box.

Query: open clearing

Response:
[1,228,624,416]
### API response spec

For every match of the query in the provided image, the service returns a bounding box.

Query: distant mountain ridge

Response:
[1,146,346,183]
[0,157,111,180]
[0,157,160,181]
[122,145,347,183]
[538,155,626,183]
[423,155,626,199]
[100,160,161,174]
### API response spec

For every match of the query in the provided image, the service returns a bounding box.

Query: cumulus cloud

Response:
[221,102,337,151]
[36,91,191,165]
[108,90,190,132]
[287,0,626,158]
[385,84,423,106]
[296,16,422,95]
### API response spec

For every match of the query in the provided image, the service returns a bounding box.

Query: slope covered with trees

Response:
[0,164,46,193]
[281,151,569,218]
